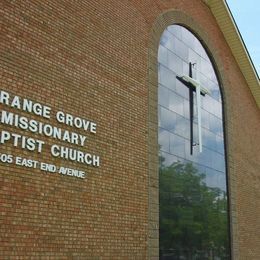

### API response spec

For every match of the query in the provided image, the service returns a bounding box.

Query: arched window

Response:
[158,25,230,259]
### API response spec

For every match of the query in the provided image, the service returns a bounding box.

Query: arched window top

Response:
[159,24,222,102]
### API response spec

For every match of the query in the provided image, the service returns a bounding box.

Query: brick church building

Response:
[1,0,259,259]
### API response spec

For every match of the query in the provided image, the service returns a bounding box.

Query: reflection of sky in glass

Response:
[158,26,230,258]
[158,25,227,192]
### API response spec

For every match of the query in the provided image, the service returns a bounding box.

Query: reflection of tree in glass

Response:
[159,157,230,259]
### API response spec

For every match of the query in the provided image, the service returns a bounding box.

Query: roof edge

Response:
[204,0,260,108]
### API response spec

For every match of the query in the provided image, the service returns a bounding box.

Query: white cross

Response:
[179,74,210,153]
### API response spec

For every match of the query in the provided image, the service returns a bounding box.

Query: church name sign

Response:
[0,89,100,179]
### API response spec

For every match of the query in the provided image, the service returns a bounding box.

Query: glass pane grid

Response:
[158,25,230,260]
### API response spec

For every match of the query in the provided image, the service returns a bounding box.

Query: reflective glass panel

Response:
[158,25,230,259]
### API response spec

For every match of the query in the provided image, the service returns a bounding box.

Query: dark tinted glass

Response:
[158,25,230,259]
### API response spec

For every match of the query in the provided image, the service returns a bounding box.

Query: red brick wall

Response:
[1,0,259,259]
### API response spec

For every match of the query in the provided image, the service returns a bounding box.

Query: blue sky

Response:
[226,0,260,77]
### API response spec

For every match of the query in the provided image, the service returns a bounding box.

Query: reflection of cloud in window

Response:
[172,36,189,61]
[159,128,170,153]
[168,91,184,115]
[158,85,169,108]
[160,151,180,167]
[160,107,176,132]
[201,108,210,129]
[175,114,189,139]
[202,95,222,118]
[170,133,185,158]
[188,48,201,67]
[158,65,176,91]
[200,58,217,83]
[205,168,227,191]
[175,79,189,99]
[212,152,225,172]
[198,147,212,168]
[216,136,224,154]
[202,128,225,154]
[202,128,217,151]
[168,51,183,75]
[200,74,220,101]
[160,30,173,48]
[167,25,182,39]
[209,114,223,136]
[158,45,168,66]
